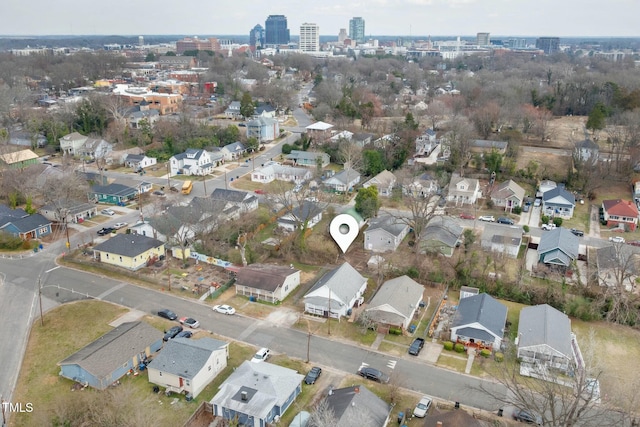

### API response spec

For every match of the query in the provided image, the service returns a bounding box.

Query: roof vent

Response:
[241,391,248,401]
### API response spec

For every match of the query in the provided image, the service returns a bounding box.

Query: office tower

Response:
[349,17,365,44]
[476,32,490,46]
[536,37,560,55]
[338,28,347,43]
[299,23,319,52]
[250,24,265,48]
[138,36,144,47]
[265,15,290,45]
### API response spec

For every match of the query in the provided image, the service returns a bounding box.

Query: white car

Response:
[478,215,495,222]
[413,396,432,418]
[213,304,236,315]
[101,208,115,216]
[609,236,625,244]
[113,222,128,229]
[251,347,270,363]
[541,223,557,231]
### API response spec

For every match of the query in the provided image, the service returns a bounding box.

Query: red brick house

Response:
[602,199,639,231]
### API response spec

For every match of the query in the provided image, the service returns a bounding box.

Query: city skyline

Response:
[1,0,638,37]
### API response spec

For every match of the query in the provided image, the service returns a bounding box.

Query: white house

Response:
[447,173,481,205]
[323,168,360,192]
[59,132,113,159]
[362,170,396,197]
[415,129,438,156]
[169,149,214,176]
[304,263,367,318]
[251,164,312,184]
[235,264,301,303]
[124,154,157,170]
[329,130,354,143]
[210,188,259,215]
[365,275,424,330]
[364,215,409,253]
[212,141,247,161]
[481,223,523,259]
[224,101,242,119]
[147,337,229,398]
[277,201,323,232]
[450,293,508,350]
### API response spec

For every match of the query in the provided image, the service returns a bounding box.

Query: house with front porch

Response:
[277,201,323,232]
[89,183,138,205]
[490,180,526,211]
[124,154,157,170]
[40,202,98,224]
[210,189,259,215]
[450,293,507,350]
[169,149,215,176]
[235,264,301,303]
[323,168,360,193]
[542,187,575,218]
[213,141,247,161]
[304,263,367,319]
[251,164,311,184]
[364,215,409,253]
[246,117,279,143]
[286,150,330,168]
[93,234,165,271]
[537,228,579,271]
[362,170,396,197]
[602,199,639,231]
[365,275,424,331]
[224,101,242,119]
[447,173,480,205]
[0,213,52,240]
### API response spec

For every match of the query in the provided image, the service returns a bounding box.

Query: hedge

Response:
[454,343,465,353]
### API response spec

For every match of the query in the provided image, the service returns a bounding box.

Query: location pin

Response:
[329,214,359,253]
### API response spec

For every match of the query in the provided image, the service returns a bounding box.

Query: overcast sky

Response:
[1,0,638,38]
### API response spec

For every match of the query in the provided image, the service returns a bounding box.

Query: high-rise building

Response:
[349,17,365,44]
[138,36,144,47]
[250,24,265,48]
[338,28,348,43]
[265,15,290,46]
[476,32,490,46]
[536,37,560,55]
[299,23,319,52]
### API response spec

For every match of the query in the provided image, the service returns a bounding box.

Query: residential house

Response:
[364,215,409,253]
[78,137,113,160]
[460,286,479,299]
[235,264,301,303]
[58,132,87,156]
[212,141,248,162]
[304,262,367,318]
[323,168,360,192]
[470,139,508,155]
[211,361,304,427]
[447,174,480,205]
[251,164,311,184]
[420,216,463,257]
[129,220,164,241]
[324,385,392,427]
[147,337,229,398]
[542,187,576,218]
[93,233,165,271]
[490,180,526,211]
[114,178,153,194]
[602,199,639,231]
[574,139,599,163]
[365,275,424,331]
[224,101,242,119]
[105,147,144,167]
[403,173,439,198]
[210,188,259,215]
[450,293,508,350]
[40,202,97,224]
[362,170,396,197]
[353,132,374,147]
[0,213,52,240]
[169,149,214,176]
[305,121,334,143]
[125,101,160,129]
[0,206,28,229]
[124,154,157,171]
[481,223,523,258]
[286,150,330,168]
[277,201,323,232]
[517,304,575,374]
[58,321,163,390]
[537,228,579,270]
[329,130,354,143]
[633,180,640,203]
[0,149,39,169]
[254,103,276,118]
[595,245,640,292]
[415,129,438,156]
[537,179,557,197]
[246,117,280,143]
[89,183,138,205]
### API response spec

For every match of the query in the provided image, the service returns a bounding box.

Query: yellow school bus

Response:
[181,180,193,195]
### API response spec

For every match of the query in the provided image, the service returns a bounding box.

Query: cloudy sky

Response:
[1,0,638,38]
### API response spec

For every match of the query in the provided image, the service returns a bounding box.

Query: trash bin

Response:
[397,412,404,424]
[249,296,256,302]
[408,324,416,333]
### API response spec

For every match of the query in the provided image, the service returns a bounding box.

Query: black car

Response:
[358,367,390,383]
[570,228,585,237]
[304,367,322,385]
[513,409,542,425]
[97,227,115,236]
[175,330,193,339]
[163,325,183,341]
[157,309,178,321]
[497,217,515,225]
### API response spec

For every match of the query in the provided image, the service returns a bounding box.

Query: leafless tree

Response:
[596,243,640,326]
[425,99,449,131]
[309,398,338,427]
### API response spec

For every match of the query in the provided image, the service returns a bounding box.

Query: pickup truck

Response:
[541,223,557,231]
[408,337,425,356]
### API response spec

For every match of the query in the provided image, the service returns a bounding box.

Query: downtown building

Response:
[265,15,290,46]
[349,17,365,44]
[250,24,265,49]
[536,37,560,55]
[299,23,319,52]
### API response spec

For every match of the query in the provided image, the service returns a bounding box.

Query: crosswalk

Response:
[359,360,397,371]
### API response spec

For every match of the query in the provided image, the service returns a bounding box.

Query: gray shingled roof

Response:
[538,228,579,264]
[542,187,576,206]
[365,215,409,238]
[236,264,300,292]
[93,233,163,257]
[211,188,250,202]
[452,293,507,339]
[2,213,51,232]
[58,321,162,378]
[147,337,227,379]
[366,276,423,324]
[90,183,137,197]
[481,223,523,247]
[518,304,572,358]
[305,263,367,309]
[326,385,391,427]
[423,216,463,247]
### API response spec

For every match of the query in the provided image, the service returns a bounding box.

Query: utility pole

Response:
[202,173,207,196]
[166,162,171,190]
[38,276,43,327]
[224,170,228,190]
[327,287,331,335]
[1,394,7,427]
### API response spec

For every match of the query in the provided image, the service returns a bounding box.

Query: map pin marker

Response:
[330,214,359,253]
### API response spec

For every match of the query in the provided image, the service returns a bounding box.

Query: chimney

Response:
[241,391,248,401]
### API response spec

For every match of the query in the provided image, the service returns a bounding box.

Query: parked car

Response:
[513,408,542,425]
[169,186,179,192]
[113,222,128,229]
[304,366,322,385]
[213,304,236,315]
[152,190,165,196]
[175,330,193,339]
[251,347,270,363]
[157,309,178,321]
[408,338,425,356]
[254,189,267,195]
[163,325,183,341]
[609,236,626,244]
[179,317,200,328]
[413,396,433,418]
[523,202,531,213]
[460,213,475,220]
[357,366,389,383]
[627,240,640,247]
[533,198,542,207]
[497,217,514,225]
[97,227,115,236]
[541,223,557,231]
[570,228,585,237]
[101,208,115,216]
[478,215,495,222]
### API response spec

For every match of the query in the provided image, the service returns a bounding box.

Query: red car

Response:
[254,189,267,195]
[460,213,475,220]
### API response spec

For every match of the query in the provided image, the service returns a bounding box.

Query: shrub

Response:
[512,206,522,215]
[443,341,454,351]
[480,349,491,358]
[523,225,530,233]
[281,143,293,154]
[389,327,402,335]
[454,343,465,353]
[494,352,504,362]
[552,217,563,227]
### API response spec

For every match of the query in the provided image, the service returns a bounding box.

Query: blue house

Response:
[212,361,304,427]
[0,213,52,240]
[89,183,138,205]
[58,321,163,389]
